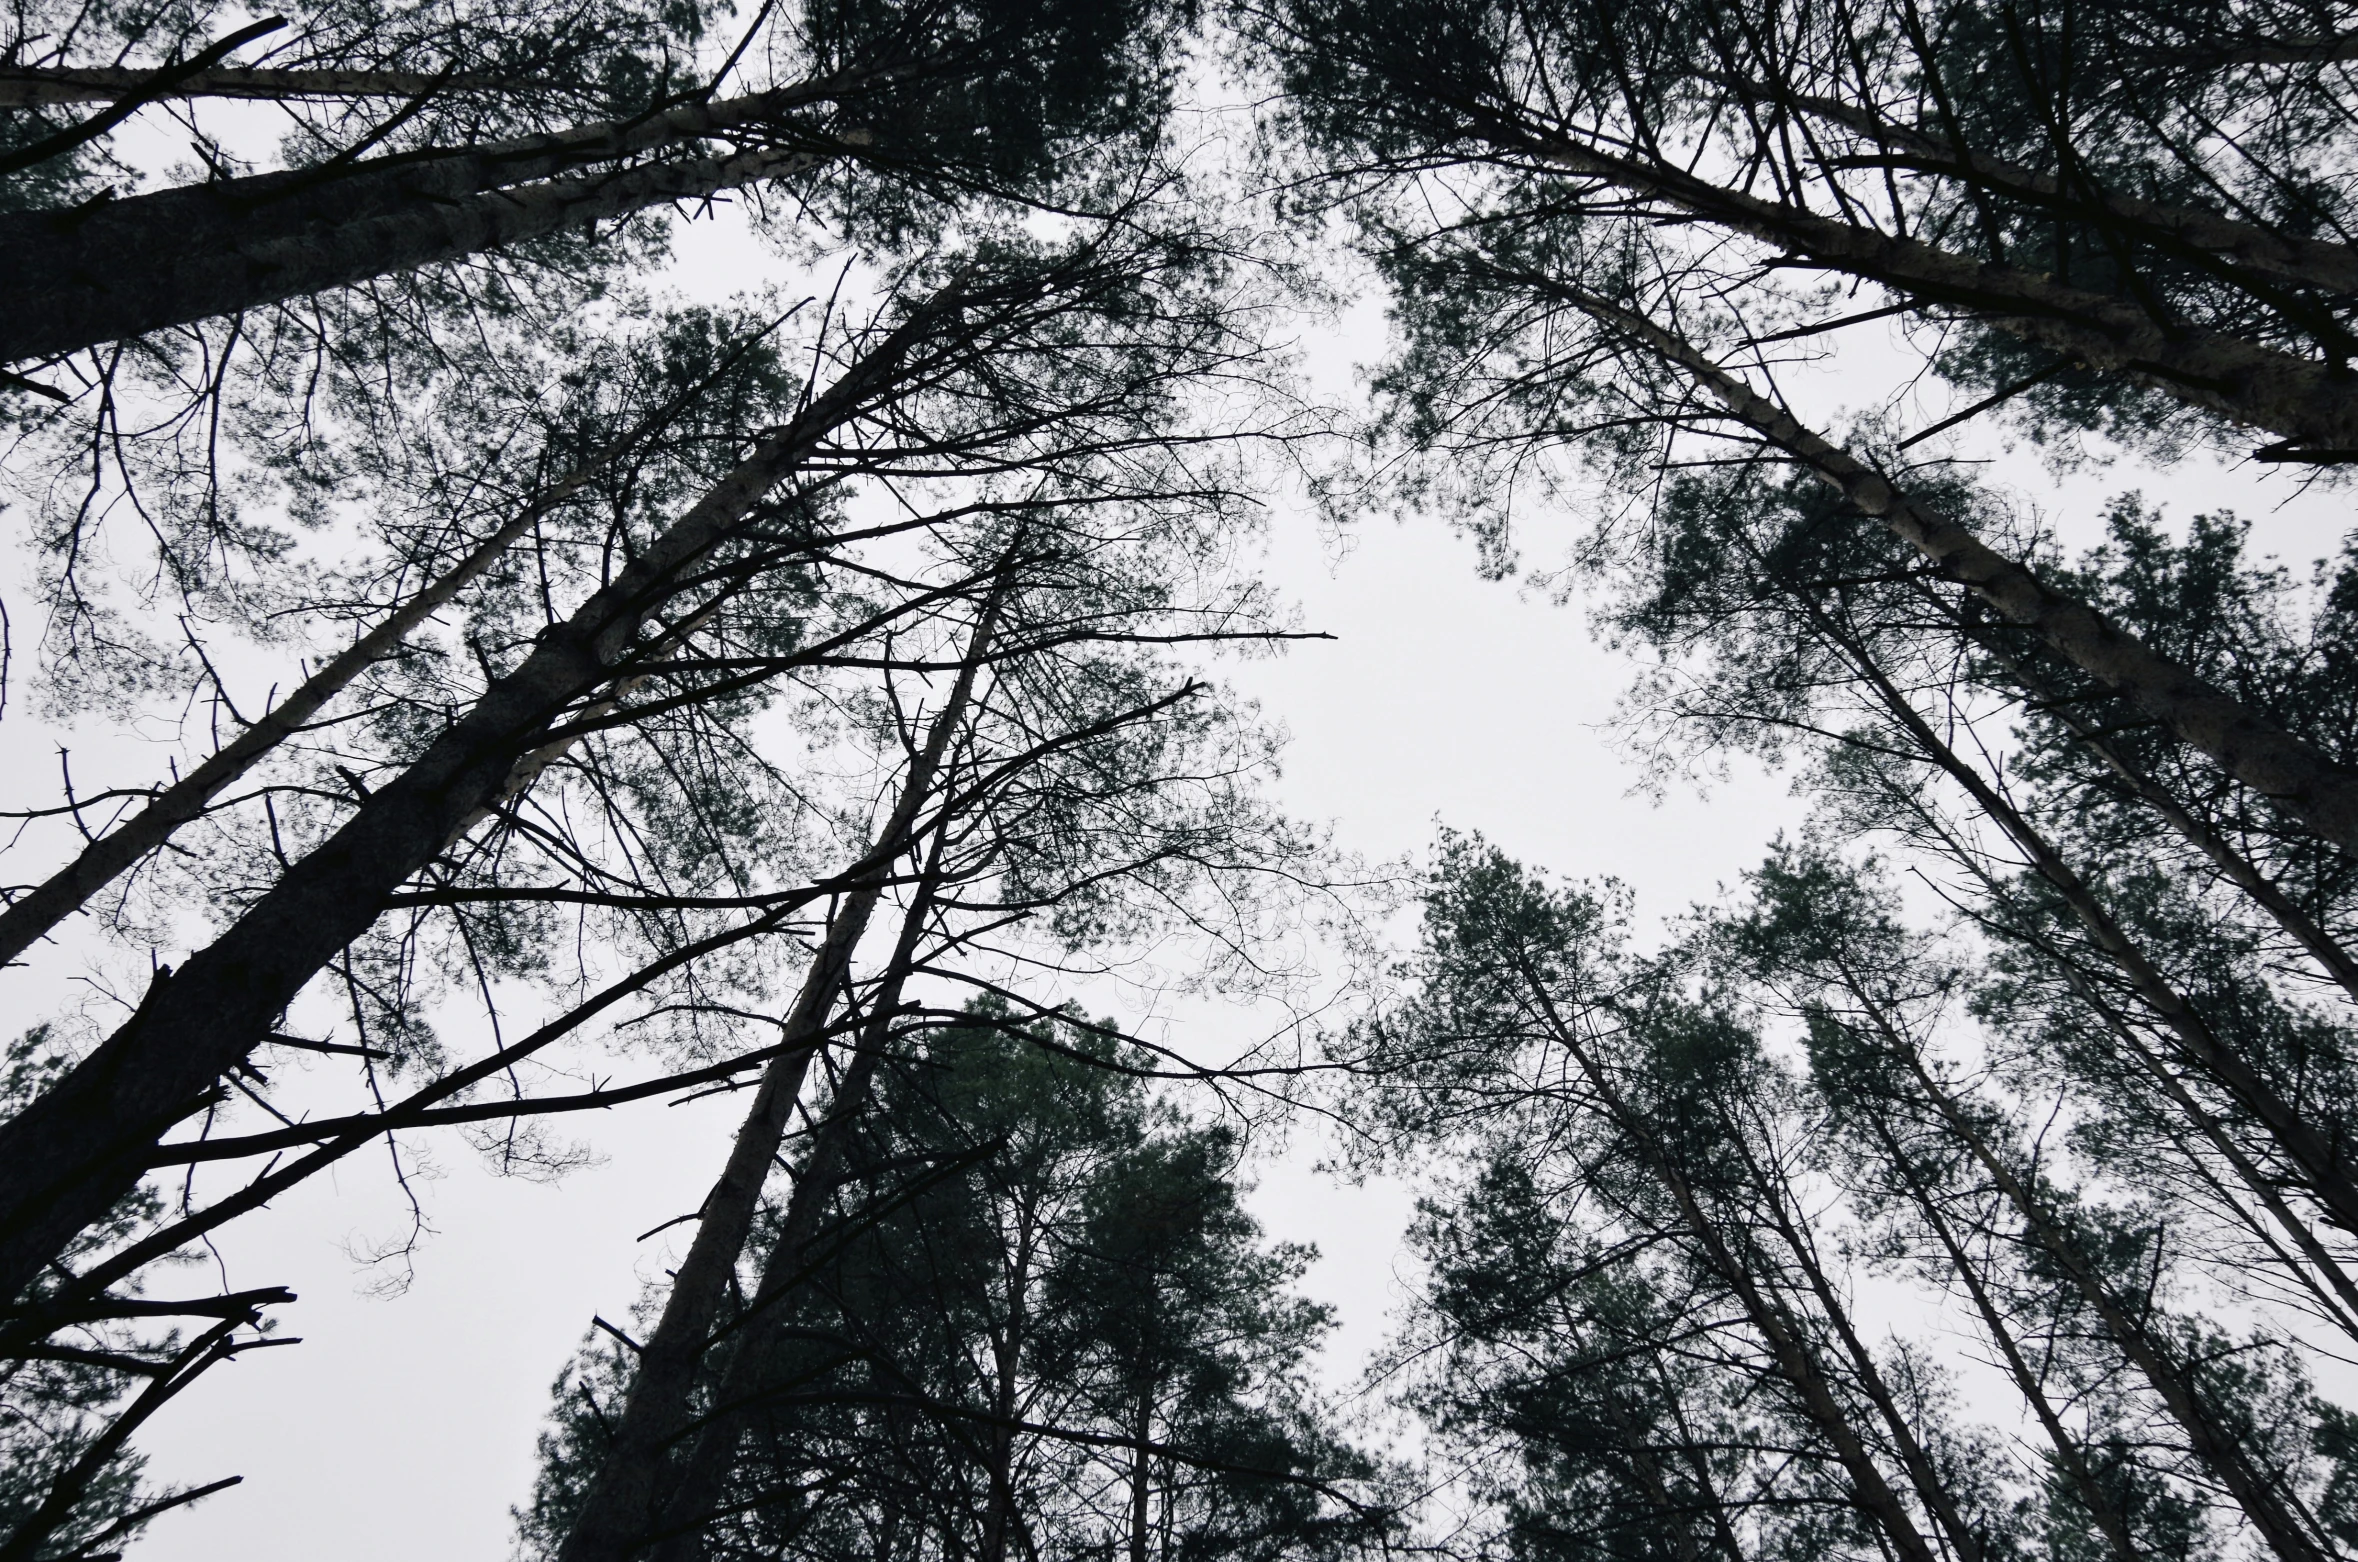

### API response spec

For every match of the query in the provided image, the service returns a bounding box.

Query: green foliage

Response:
[523,1003,1380,1562]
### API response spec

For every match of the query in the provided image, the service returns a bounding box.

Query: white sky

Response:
[12,129,2357,1562]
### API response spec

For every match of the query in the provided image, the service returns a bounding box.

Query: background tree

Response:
[522,1004,1383,1562]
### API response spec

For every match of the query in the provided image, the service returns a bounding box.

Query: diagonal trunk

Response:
[0,339,758,970]
[1732,1121,1988,1562]
[1963,631,2358,1006]
[642,833,951,1562]
[0,287,958,1309]
[1572,290,2358,855]
[3,143,830,363]
[1784,583,2358,1240]
[1868,1005,2333,1562]
[1863,1111,2141,1562]
[0,66,536,106]
[1515,128,2358,454]
[0,77,862,362]
[556,602,996,1562]
[1520,979,1946,1562]
[1712,77,2358,298]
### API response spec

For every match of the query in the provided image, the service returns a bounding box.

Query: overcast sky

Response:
[28,141,2355,1562]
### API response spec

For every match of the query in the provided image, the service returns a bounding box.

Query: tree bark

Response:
[1863,1112,2142,1562]
[1781,579,2358,1238]
[1713,77,2358,298]
[1128,1389,1154,1562]
[554,598,996,1562]
[1518,129,2358,453]
[0,78,859,362]
[639,839,950,1562]
[0,288,955,1309]
[0,66,529,105]
[0,348,745,969]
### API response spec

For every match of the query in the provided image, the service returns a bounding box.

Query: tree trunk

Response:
[1869,1005,2332,1562]
[1575,290,2358,854]
[1524,983,1947,1562]
[1734,1130,1988,1562]
[0,288,955,1309]
[979,1201,1036,1562]
[1786,586,2358,1239]
[556,606,996,1562]
[642,834,952,1562]
[0,78,856,362]
[0,66,528,105]
[1717,78,2358,298]
[0,353,737,969]
[1520,130,2358,454]
[1128,1388,1154,1562]
[1965,632,2358,1006]
[1864,1112,2142,1562]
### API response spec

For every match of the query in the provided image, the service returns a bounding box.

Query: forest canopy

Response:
[5,0,2358,1559]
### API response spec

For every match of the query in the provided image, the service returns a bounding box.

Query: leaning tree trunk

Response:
[0,78,861,362]
[555,602,996,1562]
[1567,289,2358,855]
[642,842,946,1562]
[0,286,960,1310]
[0,334,765,968]
[1531,995,1948,1562]
[1516,129,2358,457]
[1862,1001,2333,1562]
[1791,583,2358,1241]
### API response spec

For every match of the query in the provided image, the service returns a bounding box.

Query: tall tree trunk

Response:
[643,832,952,1562]
[0,287,959,1308]
[0,341,752,969]
[0,66,529,105]
[0,79,857,362]
[1128,1387,1154,1562]
[1522,982,1948,1562]
[1862,1112,2142,1562]
[1786,584,2358,1239]
[979,1200,1036,1562]
[1514,130,2358,454]
[1569,289,2358,855]
[1855,993,2332,1562]
[1964,631,2358,1006]
[1731,1127,1989,1562]
[550,593,999,1562]
[1713,77,2358,297]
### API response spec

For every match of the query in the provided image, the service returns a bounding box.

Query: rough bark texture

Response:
[1573,290,2358,854]
[0,293,948,1309]
[1524,131,2358,453]
[0,78,855,362]
[555,606,993,1562]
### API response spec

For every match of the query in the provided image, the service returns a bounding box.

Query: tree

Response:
[521,1005,1382,1562]
[1354,834,2025,1562]
[0,200,1316,1555]
[0,0,1197,363]
[1248,0,2358,462]
[1360,830,2358,1562]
